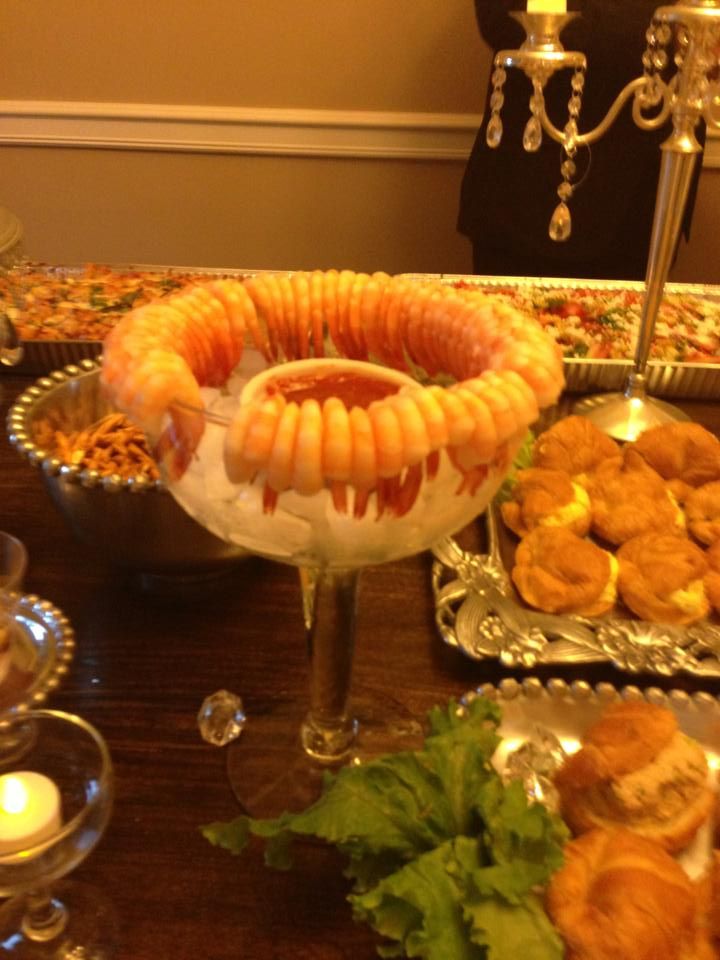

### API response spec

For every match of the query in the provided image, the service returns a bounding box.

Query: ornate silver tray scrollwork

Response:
[432,507,720,678]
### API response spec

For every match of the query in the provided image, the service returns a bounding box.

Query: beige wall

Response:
[1,0,485,112]
[0,1,717,282]
[0,146,473,275]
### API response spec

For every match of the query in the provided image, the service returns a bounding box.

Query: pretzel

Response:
[35,413,160,481]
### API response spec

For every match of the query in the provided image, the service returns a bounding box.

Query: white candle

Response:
[527,0,567,11]
[0,772,62,854]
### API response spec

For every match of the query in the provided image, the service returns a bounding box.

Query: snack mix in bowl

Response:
[6,360,247,583]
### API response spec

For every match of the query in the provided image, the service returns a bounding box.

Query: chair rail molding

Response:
[0,100,482,161]
[0,100,716,166]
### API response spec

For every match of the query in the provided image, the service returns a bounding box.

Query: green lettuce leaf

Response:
[351,835,563,960]
[476,778,567,877]
[495,430,534,504]
[204,696,504,882]
[464,890,564,960]
[351,838,486,960]
[202,694,567,959]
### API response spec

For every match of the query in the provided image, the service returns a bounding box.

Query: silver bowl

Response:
[6,360,247,581]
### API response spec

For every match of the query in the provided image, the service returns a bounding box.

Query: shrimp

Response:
[290,272,312,359]
[488,333,564,408]
[308,270,326,358]
[277,273,299,359]
[358,272,391,362]
[263,400,301,513]
[344,273,370,360]
[224,405,256,483]
[207,277,270,361]
[483,370,539,428]
[387,393,431,467]
[104,339,205,482]
[368,401,404,479]
[348,405,377,516]
[102,270,565,508]
[292,398,324,496]
[167,295,230,383]
[460,375,518,444]
[265,401,300,494]
[322,396,353,512]
[405,283,446,376]
[375,278,413,369]
[449,386,498,464]
[102,279,261,477]
[425,385,475,448]
[398,385,449,452]
[333,270,358,358]
[222,394,286,487]
[243,274,283,360]
[321,269,340,353]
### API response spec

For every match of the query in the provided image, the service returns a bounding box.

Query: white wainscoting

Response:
[0,100,717,166]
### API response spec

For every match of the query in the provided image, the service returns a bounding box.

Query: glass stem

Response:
[21,888,68,943]
[299,566,360,762]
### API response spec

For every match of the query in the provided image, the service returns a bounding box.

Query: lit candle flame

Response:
[527,0,567,11]
[0,775,29,816]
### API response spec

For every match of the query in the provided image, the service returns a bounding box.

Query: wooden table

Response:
[1,371,718,959]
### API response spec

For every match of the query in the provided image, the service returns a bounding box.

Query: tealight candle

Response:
[527,0,567,11]
[0,771,62,854]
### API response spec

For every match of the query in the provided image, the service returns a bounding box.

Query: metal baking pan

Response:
[0,263,257,376]
[440,273,720,401]
[6,267,720,400]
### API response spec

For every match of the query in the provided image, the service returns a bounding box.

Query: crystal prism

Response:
[549,201,572,241]
[503,725,567,811]
[655,22,671,45]
[522,116,542,152]
[490,89,505,111]
[486,113,503,148]
[198,689,246,746]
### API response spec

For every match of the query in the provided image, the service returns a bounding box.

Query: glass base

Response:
[0,881,119,960]
[226,691,425,818]
[572,391,690,442]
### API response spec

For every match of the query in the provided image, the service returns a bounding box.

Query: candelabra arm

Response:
[632,75,678,130]
[539,76,659,147]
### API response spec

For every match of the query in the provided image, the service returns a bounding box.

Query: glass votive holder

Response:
[0,533,27,594]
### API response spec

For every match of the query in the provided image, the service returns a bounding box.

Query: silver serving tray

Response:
[433,507,720,678]
[478,675,720,762]
[473,677,719,879]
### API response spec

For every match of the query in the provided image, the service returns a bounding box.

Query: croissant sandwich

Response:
[546,827,717,960]
[553,701,715,853]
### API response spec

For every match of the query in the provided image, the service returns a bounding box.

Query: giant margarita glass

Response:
[101,270,563,813]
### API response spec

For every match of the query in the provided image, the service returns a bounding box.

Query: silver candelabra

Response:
[487,1,720,440]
